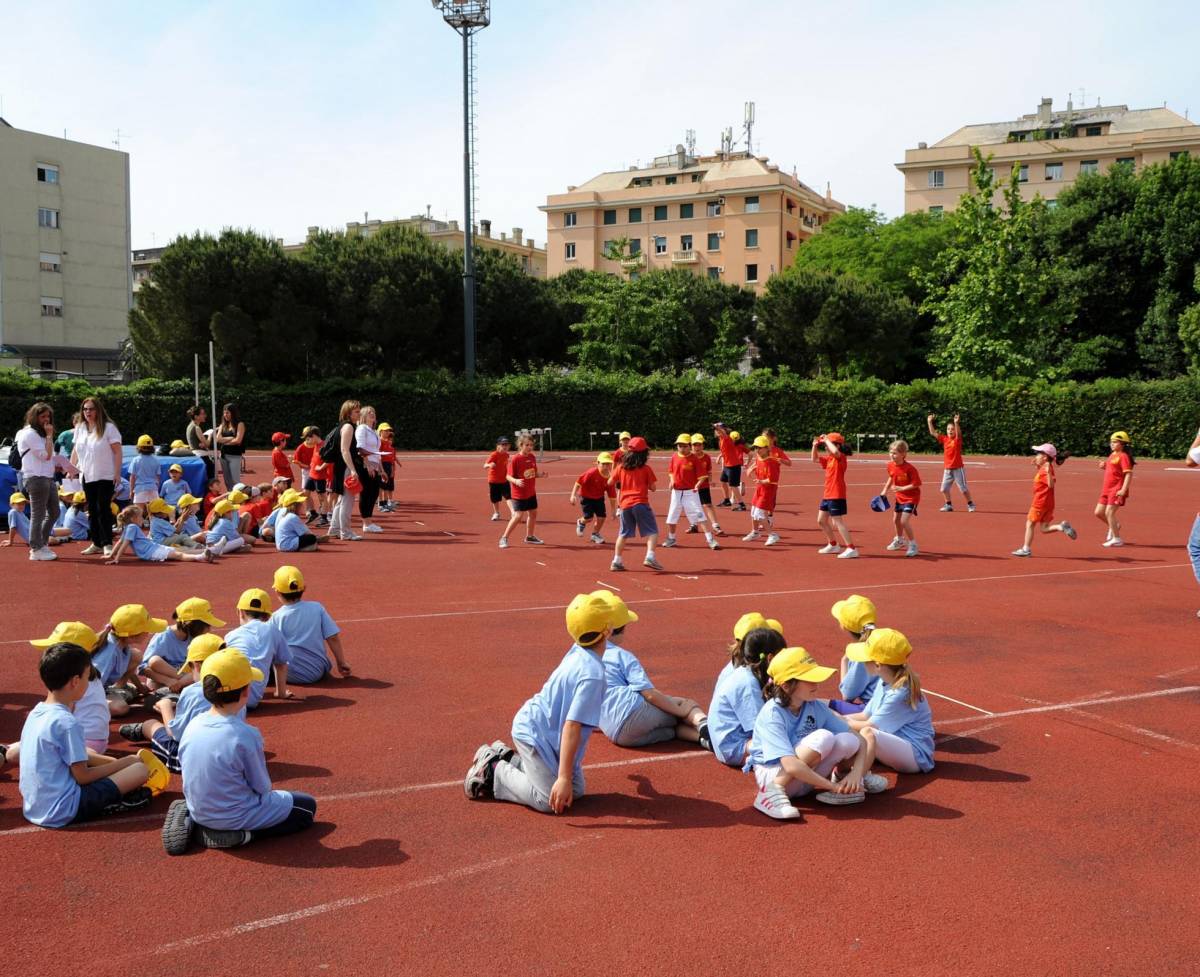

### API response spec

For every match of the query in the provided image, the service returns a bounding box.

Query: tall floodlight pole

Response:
[431,0,490,381]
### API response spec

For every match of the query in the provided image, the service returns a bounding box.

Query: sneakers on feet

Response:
[818,543,841,555]
[836,548,859,559]
[660,537,677,548]
[753,782,800,820]
[30,548,57,561]
[734,503,747,512]
[742,531,761,542]
[589,533,605,544]
[491,512,501,521]
[708,539,722,551]
[162,799,194,856]
[967,502,976,512]
[464,741,509,799]
[498,537,509,549]
[575,519,585,537]
[198,826,252,849]
[118,722,145,741]
[815,789,866,806]
[940,503,953,512]
[524,535,543,545]
[1103,537,1124,547]
[886,537,905,550]
[643,555,664,570]
[610,559,626,572]
[764,533,781,547]
[1061,521,1077,540]
[103,785,153,816]
[80,543,102,555]
[906,542,919,558]
[686,525,699,534]
[862,772,889,793]
[1011,547,1031,557]
[362,523,383,534]
[717,499,732,508]
[343,532,364,541]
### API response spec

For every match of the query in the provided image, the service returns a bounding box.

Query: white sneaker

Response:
[886,537,905,551]
[862,772,889,793]
[610,558,625,572]
[815,789,865,806]
[708,538,721,551]
[1103,537,1123,547]
[764,533,780,547]
[589,533,605,544]
[31,547,57,561]
[940,503,953,512]
[80,543,102,555]
[660,537,677,548]
[818,543,841,555]
[362,523,383,533]
[575,519,585,537]
[905,542,919,558]
[753,783,800,820]
[490,512,501,522]
[1061,521,1077,541]
[836,547,859,559]
[742,531,761,542]
[103,545,113,557]
[498,537,509,549]
[1011,547,1031,557]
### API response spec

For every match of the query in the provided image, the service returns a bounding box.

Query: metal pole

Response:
[209,341,219,478]
[194,354,199,405]
[461,27,476,381]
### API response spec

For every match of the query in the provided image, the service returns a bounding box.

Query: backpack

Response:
[318,425,342,463]
[8,432,24,472]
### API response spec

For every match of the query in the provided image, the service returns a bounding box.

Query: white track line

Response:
[936,686,1198,727]
[595,580,622,591]
[923,689,994,716]
[1157,664,1200,680]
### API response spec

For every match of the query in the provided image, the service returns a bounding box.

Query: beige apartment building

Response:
[898,98,1200,213]
[541,150,844,292]
[0,118,131,375]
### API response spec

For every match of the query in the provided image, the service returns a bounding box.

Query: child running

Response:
[609,436,661,572]
[1012,443,1077,557]
[662,434,719,550]
[927,412,975,512]
[107,505,214,564]
[743,435,781,546]
[499,435,546,547]
[879,439,922,557]
[269,565,351,684]
[688,434,723,536]
[707,624,787,767]
[570,451,616,544]
[812,433,857,558]
[1095,431,1134,547]
[713,423,747,510]
[484,435,514,521]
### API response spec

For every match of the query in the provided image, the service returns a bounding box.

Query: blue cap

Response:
[869,495,891,513]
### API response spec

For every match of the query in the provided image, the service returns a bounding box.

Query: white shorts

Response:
[751,506,773,522]
[133,489,159,505]
[939,468,969,493]
[753,729,860,797]
[667,488,705,526]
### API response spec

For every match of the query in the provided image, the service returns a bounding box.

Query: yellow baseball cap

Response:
[278,488,307,508]
[71,491,86,505]
[752,435,770,449]
[175,597,224,627]
[200,648,263,692]
[168,463,184,474]
[831,595,877,634]
[228,490,249,505]
[733,612,767,641]
[213,498,235,515]
[765,618,784,635]
[565,592,611,646]
[690,434,705,444]
[110,604,168,638]
[177,493,201,508]
[590,589,639,629]
[30,621,100,649]
[137,748,171,795]
[236,588,273,615]
[147,498,174,516]
[1111,431,1131,444]
[177,633,225,674]
[618,431,631,441]
[729,430,741,440]
[110,502,120,516]
[273,564,305,594]
[596,451,615,465]
[10,492,27,505]
[767,647,836,684]
[377,422,393,433]
[136,434,154,448]
[170,439,187,450]
[846,628,912,666]
[675,433,692,445]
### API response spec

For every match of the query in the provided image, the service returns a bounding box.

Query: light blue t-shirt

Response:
[161,477,189,506]
[114,477,131,502]
[19,702,86,827]
[599,641,655,740]
[274,511,307,551]
[149,515,176,543]
[129,453,160,492]
[205,514,241,545]
[64,506,90,541]
[178,711,293,831]
[840,655,880,704]
[167,682,212,740]
[270,600,338,684]
[180,513,202,536]
[707,664,764,766]
[865,681,936,772]
[512,644,606,775]
[92,633,130,686]
[54,504,68,528]
[9,508,30,542]
[224,618,292,708]
[121,522,165,561]
[748,698,849,770]
[143,628,190,672]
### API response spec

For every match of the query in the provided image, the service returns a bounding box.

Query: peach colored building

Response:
[541,150,844,292]
[898,98,1200,214]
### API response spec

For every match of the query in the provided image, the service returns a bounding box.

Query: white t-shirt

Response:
[73,420,122,482]
[355,424,382,464]
[15,426,56,478]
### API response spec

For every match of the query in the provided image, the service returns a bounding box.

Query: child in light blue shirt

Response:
[107,505,212,566]
[63,494,91,541]
[831,594,880,713]
[268,565,350,684]
[160,465,190,506]
[2,493,30,545]
[707,625,786,766]
[129,437,161,504]
[224,589,292,707]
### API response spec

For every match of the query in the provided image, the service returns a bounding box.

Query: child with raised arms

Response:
[762,428,792,467]
[1012,443,1077,557]
[927,412,975,512]
[688,434,723,535]
[570,451,616,544]
[812,432,857,558]
[268,565,351,684]
[879,439,922,557]
[662,434,719,550]
[464,593,609,814]
[1095,431,1134,547]
[484,435,514,522]
[708,624,787,767]
[499,435,547,547]
[609,437,661,571]
[743,435,782,546]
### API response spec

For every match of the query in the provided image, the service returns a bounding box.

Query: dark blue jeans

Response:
[250,791,317,841]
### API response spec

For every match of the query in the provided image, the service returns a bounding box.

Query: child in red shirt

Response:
[744,436,782,546]
[1094,431,1134,547]
[762,428,793,467]
[812,433,857,559]
[689,434,723,536]
[499,436,546,548]
[293,426,323,526]
[713,423,747,510]
[663,434,719,550]
[1013,443,1077,557]
[270,433,293,485]
[484,436,514,521]
[879,439,922,558]
[570,452,616,543]
[306,436,333,530]
[377,422,398,512]
[610,437,660,572]
[926,413,975,512]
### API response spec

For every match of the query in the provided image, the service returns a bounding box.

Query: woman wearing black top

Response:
[215,402,246,490]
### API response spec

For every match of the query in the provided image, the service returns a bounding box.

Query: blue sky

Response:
[2,0,1198,249]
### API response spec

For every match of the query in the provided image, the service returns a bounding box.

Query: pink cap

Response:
[1031,442,1057,459]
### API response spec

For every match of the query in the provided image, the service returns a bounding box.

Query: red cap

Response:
[271,431,290,444]
[824,432,845,445]
[626,436,649,452]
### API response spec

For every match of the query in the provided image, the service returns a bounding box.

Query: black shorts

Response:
[303,476,327,493]
[819,498,848,517]
[513,497,538,512]
[380,462,394,490]
[720,465,742,488]
[580,497,607,520]
[697,486,713,506]
[73,777,122,823]
[489,482,512,503]
[896,502,918,515]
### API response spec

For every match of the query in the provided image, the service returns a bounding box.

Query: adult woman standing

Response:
[1187,426,1200,617]
[327,400,363,542]
[354,405,384,534]
[215,402,246,490]
[14,403,60,561]
[186,405,215,481]
[71,395,123,556]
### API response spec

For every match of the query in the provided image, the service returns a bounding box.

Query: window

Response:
[1170,151,1189,160]
[745,263,758,283]
[1079,160,1099,176]
[631,177,651,188]
[707,232,720,251]
[707,268,720,280]
[628,239,641,255]
[564,242,576,260]
[706,200,722,217]
[680,235,693,252]
[603,209,616,225]
[564,212,577,227]
[37,164,59,184]
[928,205,944,215]
[654,205,668,221]
[40,297,64,317]
[745,228,759,248]
[1115,156,1135,168]
[744,195,760,213]
[1046,199,1059,210]
[654,236,667,255]
[603,240,617,256]
[679,203,693,219]
[38,207,60,228]
[928,170,944,188]
[1017,165,1029,183]
[691,174,701,183]
[1045,162,1063,181]
[39,252,62,272]
[628,207,642,223]
[1085,125,1103,137]
[665,175,677,185]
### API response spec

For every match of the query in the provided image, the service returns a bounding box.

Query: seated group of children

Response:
[465,591,934,820]
[1,565,351,854]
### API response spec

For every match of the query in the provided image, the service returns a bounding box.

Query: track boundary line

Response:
[936,686,1198,727]
[923,689,994,716]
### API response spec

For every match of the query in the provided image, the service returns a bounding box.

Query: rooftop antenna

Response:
[720,126,733,160]
[112,128,129,150]
[743,101,755,154]
[685,128,696,158]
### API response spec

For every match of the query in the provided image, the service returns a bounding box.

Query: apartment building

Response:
[898,97,1200,213]
[541,149,844,292]
[0,118,131,376]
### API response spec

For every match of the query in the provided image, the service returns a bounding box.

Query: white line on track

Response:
[935,686,1198,727]
[1157,664,1200,680]
[923,689,993,716]
[595,580,622,591]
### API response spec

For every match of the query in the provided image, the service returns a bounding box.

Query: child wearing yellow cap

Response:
[161,463,190,507]
[1094,432,1135,547]
[707,616,787,767]
[93,604,169,717]
[377,422,398,512]
[748,647,884,819]
[225,589,292,708]
[106,505,215,565]
[273,489,319,552]
[129,435,162,505]
[688,434,724,535]
[743,435,782,546]
[28,622,111,753]
[269,565,351,682]
[830,595,880,713]
[840,628,935,776]
[205,498,254,554]
[147,497,196,548]
[663,434,720,551]
[139,598,226,692]
[2,492,31,548]
[62,491,91,542]
[570,452,616,544]
[167,649,318,853]
[465,593,610,813]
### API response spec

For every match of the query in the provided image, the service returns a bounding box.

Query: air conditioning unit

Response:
[716,266,724,273]
[717,230,724,238]
[717,196,726,205]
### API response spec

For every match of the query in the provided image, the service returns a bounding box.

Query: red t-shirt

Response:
[576,466,614,500]
[718,433,746,468]
[887,460,922,504]
[751,457,781,510]
[618,465,656,509]
[1101,451,1132,495]
[292,443,315,469]
[309,444,331,482]
[769,446,791,464]
[1032,465,1054,510]
[612,448,626,468]
[668,452,698,490]
[486,450,510,484]
[937,433,964,470]
[509,452,539,500]
[692,451,713,485]
[379,442,396,465]
[271,447,291,479]
[818,453,848,499]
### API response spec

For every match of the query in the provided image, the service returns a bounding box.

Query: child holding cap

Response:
[485,435,514,522]
[879,439,922,558]
[743,435,781,546]
[1012,443,1077,557]
[748,647,882,820]
[166,648,318,853]
[663,434,719,551]
[1094,432,1134,547]
[830,594,879,713]
[129,435,161,505]
[841,628,935,775]
[140,597,225,692]
[593,589,710,749]
[708,620,787,767]
[499,435,547,547]
[173,493,206,544]
[465,593,609,814]
[713,422,747,510]
[570,451,616,544]
[610,436,662,571]
[812,433,857,558]
[93,603,168,716]
[274,489,318,552]
[269,565,351,683]
[225,589,292,708]
[689,434,723,535]
[107,505,214,564]
[270,432,293,485]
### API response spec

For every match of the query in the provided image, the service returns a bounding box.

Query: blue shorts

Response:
[150,726,182,773]
[618,504,658,538]
[720,465,742,487]
[72,777,122,823]
[896,502,918,515]
[819,498,848,517]
[580,497,607,520]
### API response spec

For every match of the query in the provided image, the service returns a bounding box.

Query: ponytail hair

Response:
[888,663,924,709]
[734,627,787,688]
[621,448,648,470]
[762,676,797,705]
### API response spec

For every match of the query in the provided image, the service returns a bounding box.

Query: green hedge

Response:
[2,369,1198,458]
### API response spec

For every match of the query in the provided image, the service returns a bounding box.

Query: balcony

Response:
[671,249,699,264]
[620,252,646,270]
